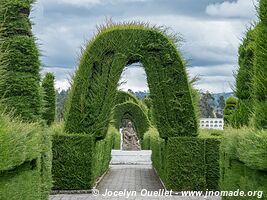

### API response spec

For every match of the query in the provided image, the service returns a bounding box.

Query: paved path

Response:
[50,150,221,200]
[49,165,221,200]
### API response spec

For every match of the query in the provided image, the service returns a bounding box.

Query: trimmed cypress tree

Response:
[41,73,56,125]
[253,0,267,129]
[224,96,237,125]
[0,0,41,121]
[234,28,256,127]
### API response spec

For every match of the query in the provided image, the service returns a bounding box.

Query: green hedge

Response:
[144,128,220,191]
[112,101,150,139]
[65,23,197,139]
[0,113,52,200]
[51,124,114,190]
[220,128,267,199]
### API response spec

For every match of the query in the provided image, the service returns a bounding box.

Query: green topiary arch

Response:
[112,101,150,140]
[65,23,198,139]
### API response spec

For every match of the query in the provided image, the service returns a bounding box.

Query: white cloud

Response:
[206,0,256,18]
[119,66,148,92]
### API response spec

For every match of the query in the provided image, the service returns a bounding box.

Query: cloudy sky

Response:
[31,0,257,93]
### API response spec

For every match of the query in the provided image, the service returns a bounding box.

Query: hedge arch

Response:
[112,101,150,139]
[65,23,198,139]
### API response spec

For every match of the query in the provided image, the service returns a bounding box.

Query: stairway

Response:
[110,150,152,165]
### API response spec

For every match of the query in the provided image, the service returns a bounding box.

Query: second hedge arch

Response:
[113,101,150,139]
[65,23,197,139]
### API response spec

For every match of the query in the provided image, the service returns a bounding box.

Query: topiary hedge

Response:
[41,73,56,125]
[220,128,267,199]
[253,0,267,129]
[234,28,256,128]
[143,128,221,191]
[64,23,198,139]
[51,124,115,190]
[224,96,238,126]
[0,113,52,200]
[0,0,41,122]
[112,101,150,139]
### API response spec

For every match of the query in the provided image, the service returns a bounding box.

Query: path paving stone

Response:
[49,165,221,200]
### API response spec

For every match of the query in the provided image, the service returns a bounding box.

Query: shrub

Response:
[224,96,237,125]
[220,128,267,199]
[51,123,114,190]
[64,23,197,139]
[0,113,52,200]
[234,28,256,127]
[41,73,56,125]
[112,101,150,139]
[253,21,267,129]
[146,128,220,191]
[0,0,41,121]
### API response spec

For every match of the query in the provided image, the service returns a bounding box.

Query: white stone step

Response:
[110,150,152,165]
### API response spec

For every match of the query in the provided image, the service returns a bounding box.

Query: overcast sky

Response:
[31,0,257,93]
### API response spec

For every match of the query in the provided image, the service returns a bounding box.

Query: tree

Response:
[233,28,256,127]
[224,96,237,125]
[199,91,215,118]
[252,0,267,129]
[41,73,56,125]
[0,0,41,121]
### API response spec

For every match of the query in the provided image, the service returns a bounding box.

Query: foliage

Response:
[0,112,52,200]
[55,89,68,121]
[0,0,41,121]
[236,28,255,100]
[64,23,198,139]
[233,28,256,128]
[224,96,237,125]
[143,128,220,191]
[220,128,267,199]
[112,101,150,139]
[253,17,267,129]
[41,73,56,125]
[51,123,115,189]
[108,126,120,149]
[52,133,95,189]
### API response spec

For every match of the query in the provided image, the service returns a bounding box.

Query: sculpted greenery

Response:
[253,0,267,129]
[42,73,56,125]
[0,0,41,121]
[65,23,198,139]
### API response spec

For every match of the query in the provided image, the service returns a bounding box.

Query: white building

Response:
[200,118,224,130]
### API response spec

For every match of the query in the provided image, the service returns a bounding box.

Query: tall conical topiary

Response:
[0,0,41,121]
[253,0,267,129]
[41,73,56,125]
[234,28,256,127]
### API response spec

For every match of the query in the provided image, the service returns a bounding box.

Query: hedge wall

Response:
[51,124,114,190]
[0,113,52,200]
[0,0,41,122]
[65,23,197,139]
[143,128,221,191]
[112,101,150,139]
[220,128,267,199]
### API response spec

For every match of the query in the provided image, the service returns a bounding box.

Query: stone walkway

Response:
[49,165,221,200]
